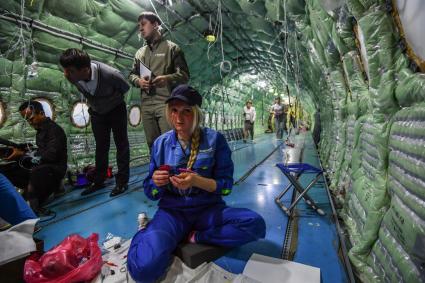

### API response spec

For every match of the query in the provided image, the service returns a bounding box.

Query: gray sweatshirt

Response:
[74,61,129,114]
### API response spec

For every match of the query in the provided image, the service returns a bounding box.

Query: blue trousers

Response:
[0,173,36,225]
[127,204,266,283]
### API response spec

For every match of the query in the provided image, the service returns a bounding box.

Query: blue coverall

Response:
[127,128,266,283]
[0,173,36,225]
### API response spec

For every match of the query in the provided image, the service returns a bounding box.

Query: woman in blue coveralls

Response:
[127,84,266,282]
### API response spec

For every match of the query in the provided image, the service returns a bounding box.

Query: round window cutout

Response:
[128,105,142,127]
[71,102,90,128]
[34,98,54,120]
[0,102,5,127]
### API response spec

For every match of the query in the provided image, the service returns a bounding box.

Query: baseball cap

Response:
[165,84,202,107]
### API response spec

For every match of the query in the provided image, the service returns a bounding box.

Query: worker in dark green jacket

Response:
[129,11,190,151]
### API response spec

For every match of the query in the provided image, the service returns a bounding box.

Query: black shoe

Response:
[110,184,128,197]
[81,183,104,196]
[34,207,53,217]
[54,188,66,199]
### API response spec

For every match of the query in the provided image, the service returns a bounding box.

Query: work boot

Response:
[110,184,128,197]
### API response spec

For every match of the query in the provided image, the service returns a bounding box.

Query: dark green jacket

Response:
[129,37,189,105]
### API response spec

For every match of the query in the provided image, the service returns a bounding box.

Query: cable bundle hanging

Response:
[217,0,231,78]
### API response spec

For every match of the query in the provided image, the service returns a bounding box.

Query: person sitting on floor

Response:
[1,100,67,214]
[127,85,266,283]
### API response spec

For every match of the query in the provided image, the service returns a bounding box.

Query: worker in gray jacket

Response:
[60,48,130,197]
[129,11,190,151]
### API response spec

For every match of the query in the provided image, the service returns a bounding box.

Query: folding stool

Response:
[275,163,325,216]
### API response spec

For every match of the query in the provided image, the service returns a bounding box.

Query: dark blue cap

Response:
[165,84,202,107]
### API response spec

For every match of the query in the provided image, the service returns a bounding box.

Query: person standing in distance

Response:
[243,100,256,142]
[272,97,286,139]
[129,11,190,151]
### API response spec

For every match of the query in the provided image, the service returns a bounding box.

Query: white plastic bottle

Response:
[138,212,149,230]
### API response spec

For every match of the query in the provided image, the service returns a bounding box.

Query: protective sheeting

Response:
[364,105,425,283]
[0,0,147,170]
[343,115,391,277]
[290,1,425,281]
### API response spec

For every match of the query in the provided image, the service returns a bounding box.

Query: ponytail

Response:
[187,128,200,169]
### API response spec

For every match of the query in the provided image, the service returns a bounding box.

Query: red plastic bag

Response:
[24,233,103,283]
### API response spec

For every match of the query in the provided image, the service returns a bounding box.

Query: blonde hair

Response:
[166,104,204,169]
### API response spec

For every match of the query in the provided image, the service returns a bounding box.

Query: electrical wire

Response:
[0,10,133,60]
[147,0,204,47]
[206,13,220,61]
[39,210,57,223]
[43,173,146,216]
[217,0,232,78]
[284,0,289,98]
[0,5,33,76]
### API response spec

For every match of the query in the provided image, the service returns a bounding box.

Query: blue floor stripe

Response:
[292,133,348,283]
[214,141,293,273]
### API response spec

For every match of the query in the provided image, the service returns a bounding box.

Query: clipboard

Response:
[139,61,152,80]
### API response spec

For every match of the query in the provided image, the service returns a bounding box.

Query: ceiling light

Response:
[257,81,267,88]
[203,30,216,42]
[206,34,216,42]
